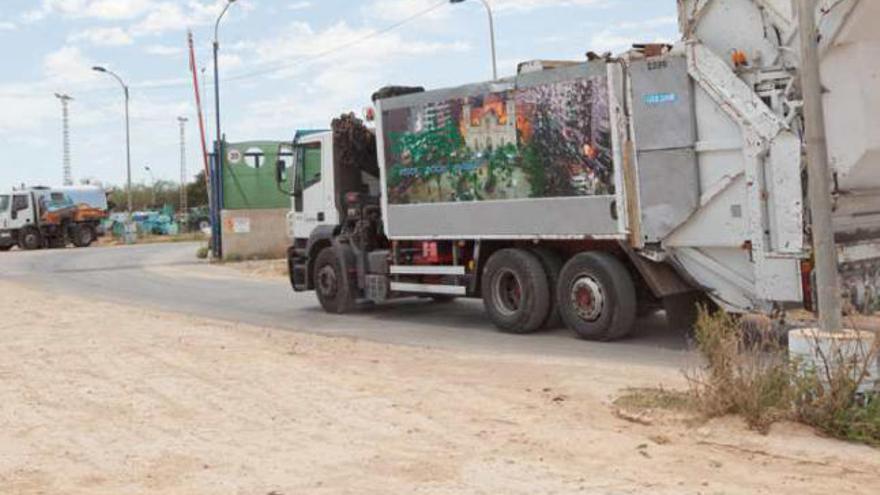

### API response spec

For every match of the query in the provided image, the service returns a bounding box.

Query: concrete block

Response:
[221,208,289,260]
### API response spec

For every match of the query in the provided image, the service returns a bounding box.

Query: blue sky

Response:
[0,0,678,190]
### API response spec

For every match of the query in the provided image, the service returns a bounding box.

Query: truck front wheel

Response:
[19,227,42,251]
[557,252,636,341]
[313,247,355,314]
[482,248,551,334]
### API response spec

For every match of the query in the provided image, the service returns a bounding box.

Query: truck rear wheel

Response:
[313,247,355,314]
[72,224,95,248]
[557,252,636,341]
[529,247,564,329]
[19,227,42,251]
[482,248,551,334]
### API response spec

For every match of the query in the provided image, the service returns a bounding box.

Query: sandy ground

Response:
[222,259,289,279]
[1,282,878,495]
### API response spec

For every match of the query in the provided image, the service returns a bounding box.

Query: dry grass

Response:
[686,306,880,445]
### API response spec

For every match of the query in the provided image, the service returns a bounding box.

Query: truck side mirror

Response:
[276,159,287,185]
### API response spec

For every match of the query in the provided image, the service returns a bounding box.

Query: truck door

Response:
[10,194,32,228]
[292,134,339,241]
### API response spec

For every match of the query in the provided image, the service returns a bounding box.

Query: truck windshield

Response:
[0,195,9,213]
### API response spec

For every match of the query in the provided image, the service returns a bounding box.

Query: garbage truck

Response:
[277,0,880,340]
[0,186,107,251]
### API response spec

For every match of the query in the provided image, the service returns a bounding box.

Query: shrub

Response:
[687,307,791,432]
[688,306,880,444]
[196,246,210,259]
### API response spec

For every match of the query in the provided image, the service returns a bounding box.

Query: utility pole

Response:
[54,93,74,186]
[178,116,189,215]
[796,0,842,332]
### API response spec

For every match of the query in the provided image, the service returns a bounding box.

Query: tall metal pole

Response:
[212,0,236,260]
[93,67,133,219]
[213,0,235,150]
[451,0,498,80]
[480,0,498,80]
[796,0,842,332]
[124,85,132,216]
[144,166,156,207]
[178,117,189,215]
[55,93,74,186]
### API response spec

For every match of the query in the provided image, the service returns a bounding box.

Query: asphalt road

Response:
[0,242,693,368]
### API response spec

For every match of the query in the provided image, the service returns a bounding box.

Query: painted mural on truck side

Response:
[382,75,614,205]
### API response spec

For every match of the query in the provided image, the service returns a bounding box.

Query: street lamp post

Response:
[144,165,156,207]
[92,66,133,220]
[214,0,237,149]
[451,0,498,80]
[212,0,237,260]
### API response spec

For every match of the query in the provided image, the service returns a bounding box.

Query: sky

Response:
[0,0,678,191]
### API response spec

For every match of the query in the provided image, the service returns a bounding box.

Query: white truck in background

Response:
[276,0,880,340]
[0,185,108,251]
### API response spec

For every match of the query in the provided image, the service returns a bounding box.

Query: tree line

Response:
[106,171,208,212]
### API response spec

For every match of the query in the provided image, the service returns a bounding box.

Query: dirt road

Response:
[1,281,878,494]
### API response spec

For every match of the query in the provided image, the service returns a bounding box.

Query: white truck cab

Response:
[289,131,340,243]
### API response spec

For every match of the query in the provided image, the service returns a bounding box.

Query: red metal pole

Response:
[188,31,211,185]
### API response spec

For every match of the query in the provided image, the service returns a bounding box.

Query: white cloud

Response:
[367,0,608,21]
[144,44,184,57]
[588,15,677,53]
[23,0,155,22]
[43,45,100,85]
[70,27,134,46]
[231,20,469,137]
[287,1,313,11]
[0,21,16,31]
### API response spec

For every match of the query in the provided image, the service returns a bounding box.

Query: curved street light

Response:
[211,0,237,259]
[451,0,498,80]
[214,0,237,149]
[92,66,133,219]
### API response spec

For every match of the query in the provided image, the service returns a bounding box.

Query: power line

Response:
[226,0,449,82]
[2,0,448,100]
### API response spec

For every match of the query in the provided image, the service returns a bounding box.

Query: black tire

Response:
[313,247,355,314]
[19,227,42,251]
[0,245,12,252]
[529,247,564,329]
[557,252,637,341]
[72,224,95,248]
[481,248,551,334]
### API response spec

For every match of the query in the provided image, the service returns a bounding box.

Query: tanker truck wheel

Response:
[19,227,42,251]
[481,248,551,334]
[72,224,96,248]
[313,247,355,314]
[557,252,636,341]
